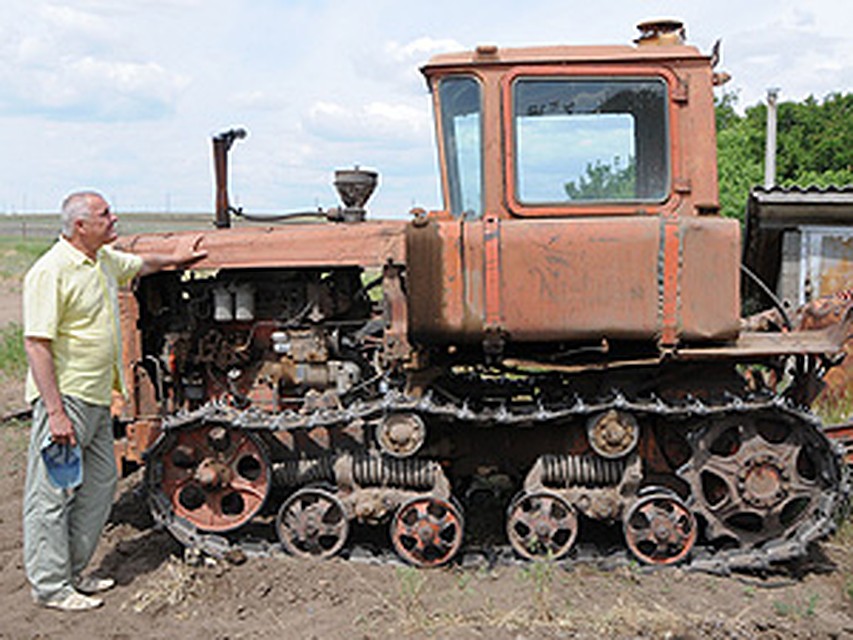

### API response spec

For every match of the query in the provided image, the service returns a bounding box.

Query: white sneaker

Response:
[73,575,116,595]
[40,588,103,611]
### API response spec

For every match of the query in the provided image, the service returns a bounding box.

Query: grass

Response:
[0,236,52,279]
[124,556,198,615]
[814,387,853,424]
[0,237,53,383]
[772,593,819,619]
[519,555,557,622]
[0,323,26,379]
[395,565,427,627]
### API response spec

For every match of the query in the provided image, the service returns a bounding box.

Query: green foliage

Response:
[772,594,819,619]
[716,91,853,221]
[519,555,556,622]
[395,565,426,623]
[565,156,636,200]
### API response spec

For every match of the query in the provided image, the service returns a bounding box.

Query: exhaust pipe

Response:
[212,128,247,229]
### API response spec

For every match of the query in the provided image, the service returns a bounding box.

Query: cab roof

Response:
[421,44,708,75]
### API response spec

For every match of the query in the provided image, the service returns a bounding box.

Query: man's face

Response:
[81,196,118,247]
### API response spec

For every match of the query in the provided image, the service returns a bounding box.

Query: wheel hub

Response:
[506,491,578,560]
[153,425,271,533]
[390,496,464,567]
[276,487,349,559]
[623,491,696,565]
[739,454,786,508]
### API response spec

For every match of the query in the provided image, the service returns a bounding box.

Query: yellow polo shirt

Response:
[24,237,143,406]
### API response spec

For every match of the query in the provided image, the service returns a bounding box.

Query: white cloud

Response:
[0,0,851,214]
[384,37,465,63]
[229,90,291,111]
[305,100,431,145]
[0,2,189,120]
[40,3,110,35]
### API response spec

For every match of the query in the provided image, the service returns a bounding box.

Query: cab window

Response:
[513,78,669,205]
[438,77,482,218]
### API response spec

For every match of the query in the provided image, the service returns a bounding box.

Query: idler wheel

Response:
[376,413,426,458]
[587,410,640,459]
[506,491,578,560]
[276,487,349,559]
[623,491,697,565]
[157,426,271,533]
[390,496,463,567]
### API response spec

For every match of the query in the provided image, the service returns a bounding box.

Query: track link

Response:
[145,389,849,574]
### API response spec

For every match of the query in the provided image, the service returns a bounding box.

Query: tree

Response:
[716,91,853,221]
[565,156,636,200]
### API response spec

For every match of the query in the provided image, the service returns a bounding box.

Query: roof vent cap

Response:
[635,19,686,46]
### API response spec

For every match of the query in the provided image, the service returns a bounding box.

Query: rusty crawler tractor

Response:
[115,20,851,571]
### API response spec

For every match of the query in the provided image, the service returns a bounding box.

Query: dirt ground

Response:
[1,285,853,639]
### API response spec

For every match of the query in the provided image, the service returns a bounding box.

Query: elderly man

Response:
[22,190,206,611]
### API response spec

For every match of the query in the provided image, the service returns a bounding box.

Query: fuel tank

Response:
[406,215,741,345]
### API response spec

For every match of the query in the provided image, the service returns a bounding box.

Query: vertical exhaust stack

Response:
[764,89,780,189]
[212,128,247,229]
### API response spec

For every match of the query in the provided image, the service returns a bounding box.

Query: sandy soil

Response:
[1,286,853,639]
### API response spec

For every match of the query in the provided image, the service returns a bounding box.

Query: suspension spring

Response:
[353,454,439,490]
[272,454,439,490]
[273,457,335,487]
[540,454,626,487]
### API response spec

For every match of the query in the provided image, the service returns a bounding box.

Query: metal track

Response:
[145,389,849,574]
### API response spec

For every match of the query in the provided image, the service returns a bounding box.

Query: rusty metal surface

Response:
[143,390,845,572]
[425,56,719,223]
[118,221,407,270]
[677,329,848,360]
[407,215,739,345]
[114,25,849,572]
[421,43,708,72]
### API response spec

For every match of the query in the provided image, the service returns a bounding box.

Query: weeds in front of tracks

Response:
[382,559,692,637]
[124,556,198,615]
[518,554,557,622]
[772,593,820,619]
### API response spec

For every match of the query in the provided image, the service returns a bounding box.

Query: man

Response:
[22,191,206,611]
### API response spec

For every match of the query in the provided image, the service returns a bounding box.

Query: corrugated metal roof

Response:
[750,184,853,202]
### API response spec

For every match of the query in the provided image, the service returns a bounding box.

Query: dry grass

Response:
[123,557,199,615]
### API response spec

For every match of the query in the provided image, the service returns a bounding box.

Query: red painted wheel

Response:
[390,496,463,567]
[158,425,271,533]
[623,492,697,565]
[506,491,578,560]
[276,487,349,559]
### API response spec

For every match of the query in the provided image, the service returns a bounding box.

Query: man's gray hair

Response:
[60,191,104,237]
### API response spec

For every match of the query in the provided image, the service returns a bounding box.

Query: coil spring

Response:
[273,454,437,490]
[353,455,437,489]
[273,457,335,487]
[540,454,626,487]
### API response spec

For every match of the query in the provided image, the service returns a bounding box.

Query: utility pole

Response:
[764,88,780,188]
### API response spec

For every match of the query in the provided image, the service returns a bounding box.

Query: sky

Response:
[1,0,851,218]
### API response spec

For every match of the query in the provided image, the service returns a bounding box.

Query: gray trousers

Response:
[23,395,116,601]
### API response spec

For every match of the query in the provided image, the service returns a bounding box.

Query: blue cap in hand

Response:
[41,433,83,490]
